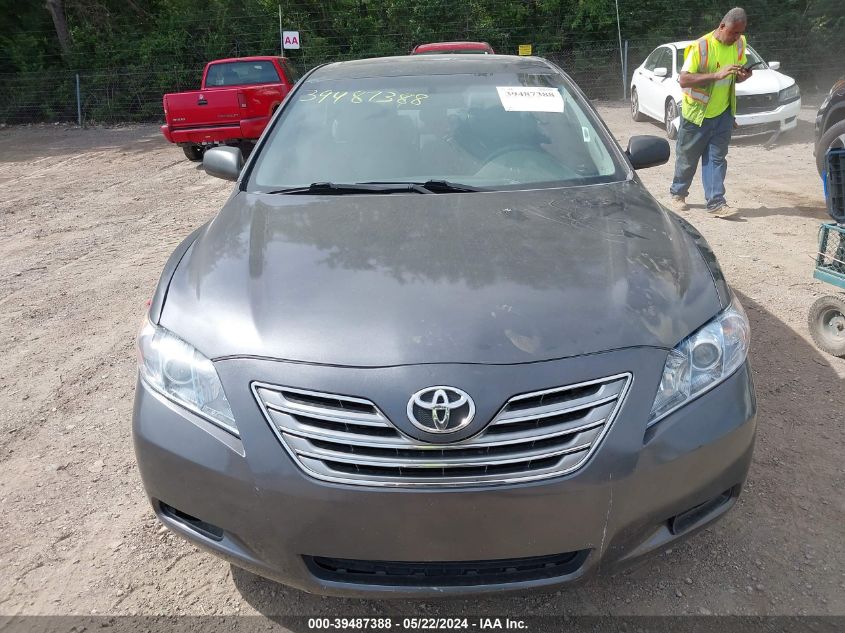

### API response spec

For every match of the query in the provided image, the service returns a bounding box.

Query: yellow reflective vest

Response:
[681,32,746,126]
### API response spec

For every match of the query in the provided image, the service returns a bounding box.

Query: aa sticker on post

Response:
[496,86,564,113]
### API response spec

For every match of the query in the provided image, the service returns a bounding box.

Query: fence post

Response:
[622,40,628,101]
[76,73,82,126]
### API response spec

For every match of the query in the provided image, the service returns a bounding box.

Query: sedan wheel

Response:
[631,89,646,122]
[665,100,679,140]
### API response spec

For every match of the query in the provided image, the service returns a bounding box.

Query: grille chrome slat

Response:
[505,375,626,406]
[257,386,390,427]
[488,395,619,425]
[295,444,592,469]
[274,412,608,450]
[264,402,392,428]
[284,428,600,467]
[263,409,404,442]
[495,392,619,424]
[297,451,589,485]
[252,372,631,487]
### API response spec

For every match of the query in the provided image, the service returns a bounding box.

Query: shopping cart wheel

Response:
[808,295,845,357]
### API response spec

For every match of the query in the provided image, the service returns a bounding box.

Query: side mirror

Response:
[626,135,671,170]
[203,146,244,181]
[768,61,781,71]
[654,67,668,78]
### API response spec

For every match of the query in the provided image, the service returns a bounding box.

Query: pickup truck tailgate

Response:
[164,89,241,130]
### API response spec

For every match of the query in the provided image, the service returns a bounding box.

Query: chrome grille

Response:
[253,374,631,488]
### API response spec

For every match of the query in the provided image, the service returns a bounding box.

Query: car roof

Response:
[311,55,557,80]
[414,41,493,51]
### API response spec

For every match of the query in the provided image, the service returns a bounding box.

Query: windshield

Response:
[248,71,625,192]
[744,46,764,66]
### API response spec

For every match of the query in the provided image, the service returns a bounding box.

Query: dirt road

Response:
[0,104,843,618]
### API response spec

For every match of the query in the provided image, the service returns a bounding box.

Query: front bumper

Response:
[735,98,801,135]
[133,350,756,598]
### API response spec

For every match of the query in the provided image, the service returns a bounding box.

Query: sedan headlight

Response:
[137,316,238,435]
[649,300,750,426]
[778,84,800,104]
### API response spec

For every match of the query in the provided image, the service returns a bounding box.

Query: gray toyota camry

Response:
[133,55,756,597]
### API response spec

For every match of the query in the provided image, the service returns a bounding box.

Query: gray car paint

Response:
[135,54,756,596]
[134,353,756,597]
[160,181,722,366]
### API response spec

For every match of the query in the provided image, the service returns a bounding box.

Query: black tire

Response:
[631,89,646,122]
[808,295,845,357]
[665,99,679,140]
[815,120,845,175]
[238,140,256,159]
[182,145,204,162]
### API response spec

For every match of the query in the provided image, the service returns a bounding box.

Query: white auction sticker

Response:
[496,86,564,113]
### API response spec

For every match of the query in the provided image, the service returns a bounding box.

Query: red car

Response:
[410,41,495,55]
[161,56,300,161]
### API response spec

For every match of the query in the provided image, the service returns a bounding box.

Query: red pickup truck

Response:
[161,56,299,161]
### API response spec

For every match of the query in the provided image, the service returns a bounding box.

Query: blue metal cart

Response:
[809,150,845,357]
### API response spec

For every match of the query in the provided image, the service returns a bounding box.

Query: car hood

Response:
[160,181,723,366]
[736,69,794,96]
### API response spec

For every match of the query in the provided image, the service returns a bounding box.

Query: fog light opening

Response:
[159,502,224,541]
[669,488,734,535]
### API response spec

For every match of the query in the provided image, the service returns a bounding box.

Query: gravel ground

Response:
[0,103,843,619]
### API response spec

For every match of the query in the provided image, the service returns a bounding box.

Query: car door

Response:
[634,47,666,119]
[672,46,685,104]
[647,47,675,117]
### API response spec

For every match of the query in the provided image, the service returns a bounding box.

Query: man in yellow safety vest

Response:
[669,7,752,218]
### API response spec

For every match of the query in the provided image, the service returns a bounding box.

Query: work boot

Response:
[708,202,737,219]
[669,195,689,212]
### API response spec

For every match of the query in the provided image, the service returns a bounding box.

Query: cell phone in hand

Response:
[742,61,765,72]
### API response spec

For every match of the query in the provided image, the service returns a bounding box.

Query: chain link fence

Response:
[1,34,842,125]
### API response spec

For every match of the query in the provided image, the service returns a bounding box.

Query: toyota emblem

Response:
[407,386,476,434]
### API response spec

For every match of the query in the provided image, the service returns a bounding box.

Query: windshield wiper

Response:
[266,182,432,195]
[363,180,483,193]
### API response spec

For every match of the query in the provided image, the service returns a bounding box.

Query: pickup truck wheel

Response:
[182,145,204,162]
[238,141,256,159]
[816,120,845,175]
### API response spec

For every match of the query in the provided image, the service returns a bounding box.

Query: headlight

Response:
[137,316,238,435]
[778,84,800,103]
[649,300,750,426]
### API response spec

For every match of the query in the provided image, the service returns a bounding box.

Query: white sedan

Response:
[630,41,801,139]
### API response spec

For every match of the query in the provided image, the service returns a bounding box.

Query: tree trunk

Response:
[45,0,72,57]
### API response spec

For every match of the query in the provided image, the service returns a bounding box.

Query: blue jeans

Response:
[669,108,733,209]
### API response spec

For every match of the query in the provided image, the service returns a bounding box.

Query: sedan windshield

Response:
[248,71,625,192]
